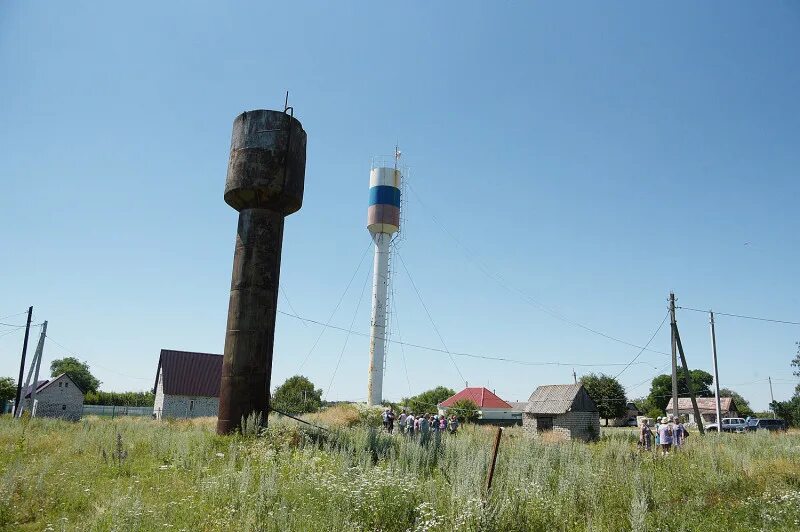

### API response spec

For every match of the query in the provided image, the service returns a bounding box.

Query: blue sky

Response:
[1,2,798,410]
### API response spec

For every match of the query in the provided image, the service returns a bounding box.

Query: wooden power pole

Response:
[669,294,679,419]
[13,306,33,418]
[709,311,722,432]
[672,307,705,435]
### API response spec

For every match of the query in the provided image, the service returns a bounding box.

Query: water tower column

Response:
[217,109,307,435]
[366,166,401,406]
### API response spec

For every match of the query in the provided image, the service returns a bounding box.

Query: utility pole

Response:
[18,322,47,417]
[768,376,775,414]
[673,313,705,434]
[28,321,47,417]
[709,311,722,432]
[669,293,679,419]
[13,307,33,418]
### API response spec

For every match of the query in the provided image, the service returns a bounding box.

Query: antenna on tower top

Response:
[394,144,402,171]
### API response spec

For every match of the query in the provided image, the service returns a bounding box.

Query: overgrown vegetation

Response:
[400,386,455,414]
[271,375,323,415]
[580,373,627,424]
[1,414,799,531]
[84,390,154,407]
[49,357,101,392]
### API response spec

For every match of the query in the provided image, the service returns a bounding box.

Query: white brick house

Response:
[153,349,222,419]
[523,384,600,441]
[22,373,85,421]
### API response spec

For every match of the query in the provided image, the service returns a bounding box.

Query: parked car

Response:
[745,418,787,432]
[705,417,747,433]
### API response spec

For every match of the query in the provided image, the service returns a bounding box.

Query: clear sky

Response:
[2,2,798,411]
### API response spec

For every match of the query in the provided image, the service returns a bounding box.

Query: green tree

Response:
[83,390,154,406]
[50,357,100,393]
[718,388,753,417]
[0,377,16,404]
[647,369,713,413]
[447,398,479,423]
[271,375,322,415]
[580,373,627,426]
[401,386,456,414]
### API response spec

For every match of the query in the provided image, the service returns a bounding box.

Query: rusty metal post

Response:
[216,109,307,435]
[485,427,503,493]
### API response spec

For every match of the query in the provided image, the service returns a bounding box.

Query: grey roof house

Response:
[19,373,84,421]
[665,397,738,424]
[153,349,223,419]
[523,384,600,441]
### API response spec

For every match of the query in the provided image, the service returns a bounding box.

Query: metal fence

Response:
[82,404,153,418]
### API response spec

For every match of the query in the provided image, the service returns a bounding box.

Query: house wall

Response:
[157,394,219,419]
[523,411,600,441]
[32,375,84,421]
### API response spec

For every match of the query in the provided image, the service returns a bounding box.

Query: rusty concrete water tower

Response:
[217,108,307,435]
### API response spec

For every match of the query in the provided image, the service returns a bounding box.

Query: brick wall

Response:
[32,375,84,421]
[158,394,219,419]
[152,367,219,419]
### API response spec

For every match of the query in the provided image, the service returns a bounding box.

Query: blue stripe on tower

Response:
[368,186,401,208]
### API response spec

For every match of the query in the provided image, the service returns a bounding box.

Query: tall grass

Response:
[1,415,799,531]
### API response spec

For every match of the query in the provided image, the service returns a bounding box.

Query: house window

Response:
[59,382,63,387]
[189,400,194,412]
[62,405,67,410]
[65,382,69,387]
[537,416,554,431]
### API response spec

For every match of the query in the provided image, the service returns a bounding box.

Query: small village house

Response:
[20,373,84,421]
[665,397,738,424]
[438,387,522,425]
[523,384,600,441]
[153,349,222,419]
[611,401,642,427]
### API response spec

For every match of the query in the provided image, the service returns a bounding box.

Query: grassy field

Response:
[1,414,799,531]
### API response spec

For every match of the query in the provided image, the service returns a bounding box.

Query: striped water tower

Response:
[366,159,402,406]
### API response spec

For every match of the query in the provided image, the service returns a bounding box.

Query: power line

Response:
[277,309,658,369]
[298,242,372,372]
[390,279,413,396]
[406,180,670,357]
[396,251,466,386]
[44,334,151,381]
[0,327,23,339]
[0,311,29,321]
[280,286,309,328]
[677,306,800,326]
[325,264,372,400]
[613,312,670,379]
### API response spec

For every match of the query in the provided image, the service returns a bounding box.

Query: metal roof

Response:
[154,350,223,397]
[439,387,513,409]
[525,384,597,414]
[665,397,735,414]
[22,380,49,399]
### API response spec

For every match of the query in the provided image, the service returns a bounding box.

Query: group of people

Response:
[381,408,460,440]
[639,415,689,455]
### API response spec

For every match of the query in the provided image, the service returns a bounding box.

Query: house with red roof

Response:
[438,387,522,425]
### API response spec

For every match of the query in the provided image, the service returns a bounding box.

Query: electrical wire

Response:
[677,306,800,326]
[325,264,372,400]
[396,251,466,386]
[278,309,659,369]
[613,312,670,379]
[44,334,151,381]
[280,286,309,328]
[298,241,372,372]
[406,181,670,357]
[390,280,413,396]
[0,311,29,321]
